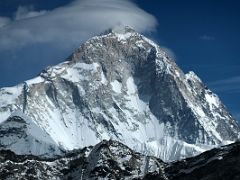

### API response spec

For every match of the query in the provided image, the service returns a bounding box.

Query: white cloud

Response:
[208,76,240,93]
[0,0,157,50]
[0,17,11,28]
[15,5,48,20]
[199,35,215,41]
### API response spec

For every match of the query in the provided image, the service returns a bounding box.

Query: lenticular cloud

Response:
[0,0,157,50]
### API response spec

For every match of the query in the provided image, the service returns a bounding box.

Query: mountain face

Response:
[0,26,239,161]
[0,140,239,180]
[0,113,62,156]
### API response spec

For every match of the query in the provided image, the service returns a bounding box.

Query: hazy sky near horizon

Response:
[0,0,239,120]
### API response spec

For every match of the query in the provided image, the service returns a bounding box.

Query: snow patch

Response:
[185,71,202,83]
[126,77,137,94]
[205,93,219,110]
[111,80,122,93]
[115,32,132,41]
[25,76,44,85]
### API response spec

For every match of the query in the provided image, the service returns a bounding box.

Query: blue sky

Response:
[0,0,239,121]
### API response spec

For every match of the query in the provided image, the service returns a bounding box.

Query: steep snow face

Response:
[0,27,239,161]
[0,111,62,156]
[0,85,23,123]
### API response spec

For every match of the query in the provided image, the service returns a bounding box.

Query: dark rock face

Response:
[165,141,240,180]
[0,140,239,180]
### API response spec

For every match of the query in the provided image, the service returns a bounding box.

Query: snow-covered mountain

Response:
[0,26,239,161]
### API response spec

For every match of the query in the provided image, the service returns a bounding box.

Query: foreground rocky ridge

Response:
[0,140,165,180]
[0,140,239,180]
[0,26,239,161]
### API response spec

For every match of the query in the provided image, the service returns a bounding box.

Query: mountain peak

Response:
[0,27,239,162]
[100,25,137,36]
[112,25,137,34]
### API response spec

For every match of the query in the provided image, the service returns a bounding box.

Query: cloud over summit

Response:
[14,5,48,20]
[0,0,157,50]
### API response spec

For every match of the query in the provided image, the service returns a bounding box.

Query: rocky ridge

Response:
[0,140,240,180]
